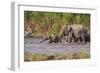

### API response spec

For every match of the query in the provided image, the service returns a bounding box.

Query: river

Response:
[24,38,90,55]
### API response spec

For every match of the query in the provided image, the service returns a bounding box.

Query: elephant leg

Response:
[76,37,81,42]
[74,37,77,43]
[67,35,71,43]
[72,33,77,43]
[81,35,86,43]
[67,36,70,43]
[68,35,73,43]
[54,36,60,43]
[70,37,73,43]
[79,36,82,42]
[66,36,68,42]
[68,37,70,43]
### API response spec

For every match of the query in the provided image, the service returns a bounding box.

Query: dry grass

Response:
[24,51,90,62]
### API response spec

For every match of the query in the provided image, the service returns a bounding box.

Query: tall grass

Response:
[24,11,90,38]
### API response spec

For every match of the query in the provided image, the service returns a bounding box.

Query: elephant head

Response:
[60,25,72,38]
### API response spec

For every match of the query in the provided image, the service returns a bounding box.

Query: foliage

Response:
[24,11,90,38]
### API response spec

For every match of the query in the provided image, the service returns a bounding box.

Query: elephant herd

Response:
[40,24,90,44]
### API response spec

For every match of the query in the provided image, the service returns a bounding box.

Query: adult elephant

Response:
[60,24,89,43]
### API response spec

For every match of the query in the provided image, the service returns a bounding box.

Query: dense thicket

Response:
[24,11,90,38]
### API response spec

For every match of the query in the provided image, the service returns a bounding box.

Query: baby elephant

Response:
[40,34,61,43]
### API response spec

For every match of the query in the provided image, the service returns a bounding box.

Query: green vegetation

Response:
[24,11,90,37]
[24,51,90,61]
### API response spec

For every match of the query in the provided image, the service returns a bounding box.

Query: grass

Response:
[24,11,90,38]
[24,51,90,62]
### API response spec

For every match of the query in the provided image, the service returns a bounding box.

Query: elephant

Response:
[40,34,61,43]
[85,30,90,42]
[60,24,75,43]
[60,24,90,43]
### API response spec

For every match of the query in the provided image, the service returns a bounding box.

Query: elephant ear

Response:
[68,26,72,33]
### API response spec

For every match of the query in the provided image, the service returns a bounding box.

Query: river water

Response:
[24,38,90,55]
